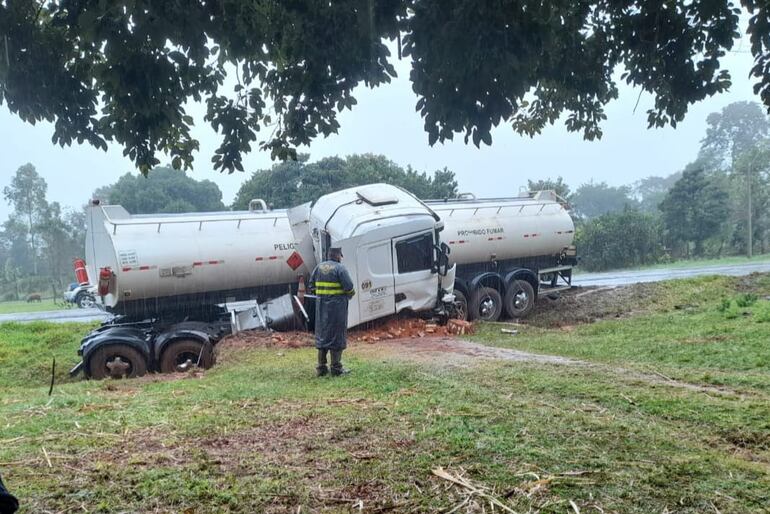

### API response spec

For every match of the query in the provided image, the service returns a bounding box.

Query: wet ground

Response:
[574,260,770,287]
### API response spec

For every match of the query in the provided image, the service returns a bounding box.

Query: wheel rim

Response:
[477,295,498,320]
[105,356,131,378]
[80,295,95,308]
[513,290,529,310]
[173,351,200,372]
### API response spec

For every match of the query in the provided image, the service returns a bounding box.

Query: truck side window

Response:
[396,233,433,273]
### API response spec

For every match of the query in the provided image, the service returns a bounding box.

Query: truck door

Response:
[392,231,438,313]
[357,240,397,323]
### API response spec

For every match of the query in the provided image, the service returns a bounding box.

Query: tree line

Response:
[555,101,769,271]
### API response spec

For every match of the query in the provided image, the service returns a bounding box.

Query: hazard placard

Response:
[286,251,304,270]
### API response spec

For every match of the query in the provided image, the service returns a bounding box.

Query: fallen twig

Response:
[432,467,517,514]
[41,446,52,468]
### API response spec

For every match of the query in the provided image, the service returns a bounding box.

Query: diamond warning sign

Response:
[286,251,304,271]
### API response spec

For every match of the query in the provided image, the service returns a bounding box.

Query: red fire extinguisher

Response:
[98,267,113,296]
[73,258,89,285]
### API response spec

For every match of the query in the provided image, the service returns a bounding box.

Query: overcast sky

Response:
[0,37,760,223]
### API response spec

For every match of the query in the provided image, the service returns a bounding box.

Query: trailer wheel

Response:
[160,340,215,373]
[504,280,535,319]
[88,344,147,380]
[451,290,469,321]
[469,287,503,322]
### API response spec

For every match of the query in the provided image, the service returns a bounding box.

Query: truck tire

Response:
[88,344,147,380]
[469,286,503,322]
[76,292,96,309]
[452,290,469,321]
[504,280,535,319]
[160,340,215,373]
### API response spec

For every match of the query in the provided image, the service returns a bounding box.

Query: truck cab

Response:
[291,183,455,328]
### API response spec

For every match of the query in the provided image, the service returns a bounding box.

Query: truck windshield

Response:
[396,233,433,273]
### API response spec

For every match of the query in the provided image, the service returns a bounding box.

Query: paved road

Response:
[574,261,770,287]
[0,308,109,324]
[1,261,768,323]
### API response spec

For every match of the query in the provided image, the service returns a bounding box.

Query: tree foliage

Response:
[2,1,768,172]
[633,173,682,213]
[700,101,770,170]
[233,154,458,209]
[1,164,84,298]
[2,163,48,274]
[730,143,770,254]
[527,177,571,200]
[570,181,637,219]
[659,166,730,257]
[103,167,225,214]
[575,209,665,271]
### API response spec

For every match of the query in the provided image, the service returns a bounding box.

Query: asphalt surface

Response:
[0,307,109,324]
[1,261,769,323]
[573,260,770,287]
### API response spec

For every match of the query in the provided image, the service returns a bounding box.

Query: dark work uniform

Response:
[0,474,18,514]
[309,259,355,375]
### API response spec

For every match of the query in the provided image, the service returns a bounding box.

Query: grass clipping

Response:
[432,467,517,513]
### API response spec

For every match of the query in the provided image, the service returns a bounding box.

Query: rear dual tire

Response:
[469,287,503,322]
[88,344,147,380]
[159,339,215,373]
[503,280,535,319]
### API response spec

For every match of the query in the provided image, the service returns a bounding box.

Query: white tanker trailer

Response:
[425,190,577,321]
[71,184,455,379]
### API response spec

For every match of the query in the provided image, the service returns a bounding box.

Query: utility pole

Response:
[747,166,752,258]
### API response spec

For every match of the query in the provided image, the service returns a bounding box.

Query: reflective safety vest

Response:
[310,261,355,297]
[315,281,348,296]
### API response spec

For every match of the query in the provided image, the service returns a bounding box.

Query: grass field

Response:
[0,275,768,513]
[0,298,69,314]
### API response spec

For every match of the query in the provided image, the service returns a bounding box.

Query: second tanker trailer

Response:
[425,190,576,321]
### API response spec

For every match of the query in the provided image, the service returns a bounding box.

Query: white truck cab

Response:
[290,184,455,328]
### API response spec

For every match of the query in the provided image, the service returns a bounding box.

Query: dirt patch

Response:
[355,336,577,367]
[218,330,315,352]
[734,272,770,294]
[523,283,664,328]
[77,408,409,512]
[217,317,474,355]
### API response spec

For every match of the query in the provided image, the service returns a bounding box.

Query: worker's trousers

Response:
[317,349,343,374]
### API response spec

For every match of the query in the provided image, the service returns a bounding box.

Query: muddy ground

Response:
[218,281,661,354]
[215,275,767,397]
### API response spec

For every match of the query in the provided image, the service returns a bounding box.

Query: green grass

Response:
[1,275,769,513]
[574,252,770,275]
[0,298,69,314]
[473,274,770,393]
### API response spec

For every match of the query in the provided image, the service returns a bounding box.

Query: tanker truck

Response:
[424,190,576,321]
[70,183,455,379]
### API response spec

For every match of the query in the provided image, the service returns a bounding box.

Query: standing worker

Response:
[308,247,355,376]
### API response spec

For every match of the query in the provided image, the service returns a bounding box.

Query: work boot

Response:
[330,350,350,376]
[316,349,329,377]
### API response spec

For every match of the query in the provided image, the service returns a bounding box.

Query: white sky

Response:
[0,38,759,223]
